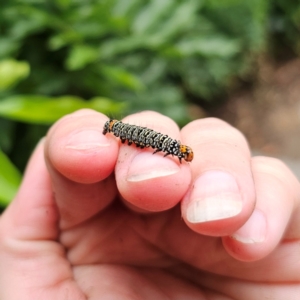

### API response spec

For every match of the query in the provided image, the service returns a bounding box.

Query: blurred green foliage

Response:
[0,150,21,206]
[270,0,300,55]
[0,0,299,206]
[0,95,125,124]
[0,59,30,91]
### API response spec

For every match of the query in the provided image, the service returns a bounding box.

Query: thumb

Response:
[1,138,58,241]
[0,140,85,300]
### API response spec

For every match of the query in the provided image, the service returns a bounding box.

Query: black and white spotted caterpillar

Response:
[103,119,194,163]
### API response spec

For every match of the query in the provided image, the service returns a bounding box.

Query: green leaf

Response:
[0,38,19,58]
[48,31,82,50]
[113,0,141,17]
[0,149,21,206]
[0,59,30,91]
[99,36,144,59]
[175,36,241,57]
[6,6,50,39]
[132,0,174,34]
[66,44,98,70]
[144,0,203,46]
[55,0,71,10]
[102,65,145,91]
[0,95,126,124]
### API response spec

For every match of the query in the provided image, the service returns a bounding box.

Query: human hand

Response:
[0,110,299,299]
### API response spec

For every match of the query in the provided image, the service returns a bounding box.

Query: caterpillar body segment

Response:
[103,119,194,163]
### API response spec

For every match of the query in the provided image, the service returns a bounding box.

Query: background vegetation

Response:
[0,0,299,206]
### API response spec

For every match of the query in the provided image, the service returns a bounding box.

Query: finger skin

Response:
[74,265,205,299]
[0,112,299,299]
[223,156,300,261]
[45,109,118,229]
[46,109,118,184]
[181,118,256,236]
[114,111,192,212]
[1,139,58,241]
[0,140,85,300]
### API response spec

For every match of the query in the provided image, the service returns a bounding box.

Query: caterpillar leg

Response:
[153,149,161,155]
[164,152,181,163]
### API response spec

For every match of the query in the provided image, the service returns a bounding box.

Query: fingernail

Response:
[127,152,180,182]
[65,129,110,150]
[231,209,267,244]
[186,171,243,223]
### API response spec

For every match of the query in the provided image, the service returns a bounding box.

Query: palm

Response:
[59,197,297,299]
[4,196,297,300]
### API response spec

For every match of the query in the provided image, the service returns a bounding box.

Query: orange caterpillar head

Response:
[180,145,194,162]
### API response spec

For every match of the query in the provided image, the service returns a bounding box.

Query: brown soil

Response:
[213,57,300,159]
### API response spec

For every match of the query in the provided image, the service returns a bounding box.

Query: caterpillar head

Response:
[180,145,194,162]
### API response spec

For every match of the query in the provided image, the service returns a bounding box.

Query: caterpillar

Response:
[103,119,194,163]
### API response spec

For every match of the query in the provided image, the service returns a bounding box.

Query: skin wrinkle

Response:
[111,215,176,267]
[61,205,127,261]
[132,207,227,275]
[165,263,234,300]
[129,217,179,268]
[138,204,300,284]
[142,268,208,299]
[52,173,117,230]
[60,204,164,266]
